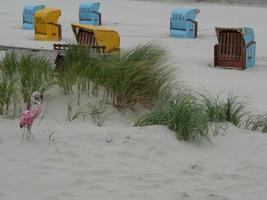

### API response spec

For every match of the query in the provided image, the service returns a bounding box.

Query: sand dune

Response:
[1,117,267,200]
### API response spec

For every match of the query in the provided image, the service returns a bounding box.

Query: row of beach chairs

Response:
[22,3,256,70]
[170,8,256,69]
[23,2,101,30]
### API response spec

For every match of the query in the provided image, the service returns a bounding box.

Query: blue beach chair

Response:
[23,5,45,30]
[214,27,256,70]
[79,2,102,26]
[170,8,200,38]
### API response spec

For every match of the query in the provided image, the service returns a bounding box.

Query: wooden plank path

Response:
[0,45,62,65]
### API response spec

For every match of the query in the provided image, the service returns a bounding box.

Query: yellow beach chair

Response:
[71,23,120,53]
[34,8,62,41]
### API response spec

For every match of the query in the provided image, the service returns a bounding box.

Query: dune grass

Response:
[2,44,267,141]
[245,113,267,133]
[200,93,249,127]
[101,43,174,107]
[56,45,92,95]
[17,54,55,107]
[0,52,19,116]
[0,52,55,115]
[56,45,103,119]
[135,90,210,141]
[71,101,111,126]
[135,90,260,141]
[59,43,174,109]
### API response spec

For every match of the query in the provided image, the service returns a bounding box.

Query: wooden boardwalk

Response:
[0,45,62,66]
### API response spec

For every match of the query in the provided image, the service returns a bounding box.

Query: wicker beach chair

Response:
[23,4,45,30]
[79,2,102,26]
[214,27,256,70]
[71,23,120,53]
[170,8,200,38]
[34,8,62,41]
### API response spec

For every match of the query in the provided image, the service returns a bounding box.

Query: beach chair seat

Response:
[170,8,200,38]
[23,5,45,30]
[79,2,102,26]
[34,8,62,41]
[214,27,256,70]
[71,23,120,53]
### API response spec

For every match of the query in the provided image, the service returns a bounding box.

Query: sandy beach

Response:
[1,0,267,199]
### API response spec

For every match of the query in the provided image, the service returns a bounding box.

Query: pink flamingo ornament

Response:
[19,91,43,142]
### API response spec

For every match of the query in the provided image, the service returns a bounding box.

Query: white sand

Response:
[1,0,267,199]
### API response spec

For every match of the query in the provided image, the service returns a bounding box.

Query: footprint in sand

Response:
[181,164,205,175]
[191,164,205,171]
[180,192,190,199]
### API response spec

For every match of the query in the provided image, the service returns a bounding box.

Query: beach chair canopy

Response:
[214,27,256,69]
[71,23,120,53]
[23,5,45,29]
[34,8,62,41]
[79,2,101,25]
[170,8,200,38]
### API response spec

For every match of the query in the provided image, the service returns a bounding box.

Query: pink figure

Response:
[19,91,43,142]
